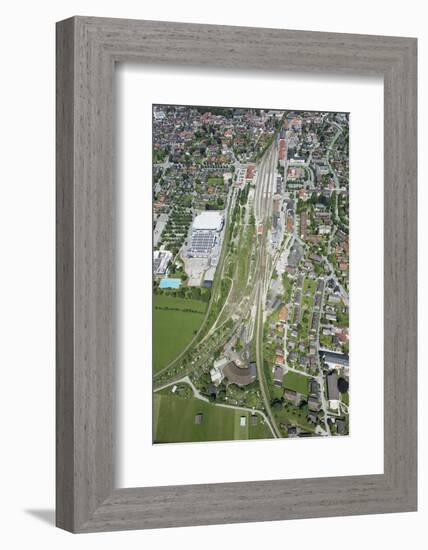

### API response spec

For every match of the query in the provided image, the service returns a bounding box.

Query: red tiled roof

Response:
[278,306,288,322]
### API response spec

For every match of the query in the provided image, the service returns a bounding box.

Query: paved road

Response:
[313,276,332,435]
[323,256,349,307]
[326,125,343,190]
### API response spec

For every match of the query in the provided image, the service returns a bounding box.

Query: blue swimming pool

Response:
[159,278,182,289]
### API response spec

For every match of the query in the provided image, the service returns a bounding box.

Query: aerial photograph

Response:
[152,104,349,443]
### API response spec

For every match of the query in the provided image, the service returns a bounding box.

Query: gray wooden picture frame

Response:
[56,16,417,533]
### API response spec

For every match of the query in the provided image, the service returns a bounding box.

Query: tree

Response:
[337,377,349,393]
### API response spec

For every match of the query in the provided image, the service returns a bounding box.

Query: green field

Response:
[207,176,224,187]
[282,370,309,396]
[153,392,273,443]
[340,391,349,406]
[153,295,207,373]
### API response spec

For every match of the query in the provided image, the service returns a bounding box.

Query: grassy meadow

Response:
[153,392,273,443]
[153,294,207,373]
[282,370,309,396]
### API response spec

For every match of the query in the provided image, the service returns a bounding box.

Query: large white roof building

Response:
[192,211,223,232]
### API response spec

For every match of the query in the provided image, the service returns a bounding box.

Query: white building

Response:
[318,225,331,235]
[192,211,224,231]
[213,357,229,370]
[203,266,216,288]
[189,212,224,258]
[210,366,223,386]
[153,250,172,276]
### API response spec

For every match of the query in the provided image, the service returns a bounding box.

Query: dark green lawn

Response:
[282,370,309,396]
[273,405,316,434]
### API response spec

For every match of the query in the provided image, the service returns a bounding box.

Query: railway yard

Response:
[152,105,349,442]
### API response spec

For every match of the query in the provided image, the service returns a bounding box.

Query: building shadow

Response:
[25,509,55,526]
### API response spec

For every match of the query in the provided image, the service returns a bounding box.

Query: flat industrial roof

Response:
[192,211,223,231]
